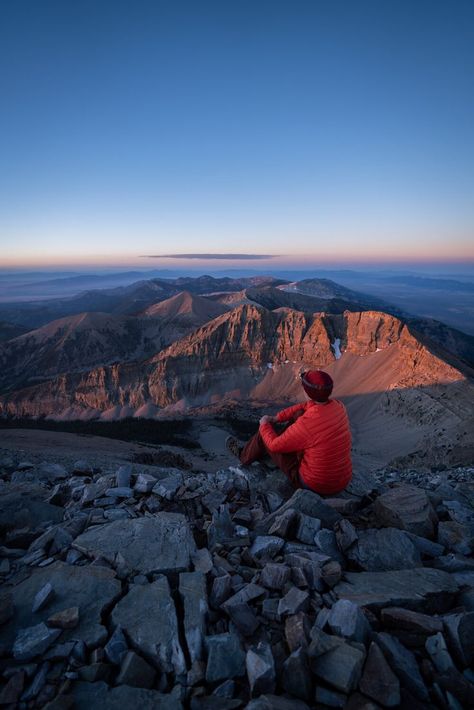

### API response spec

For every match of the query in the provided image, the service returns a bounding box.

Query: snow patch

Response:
[267,362,273,369]
[332,338,342,360]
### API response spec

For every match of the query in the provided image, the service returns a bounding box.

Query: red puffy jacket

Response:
[259,399,352,495]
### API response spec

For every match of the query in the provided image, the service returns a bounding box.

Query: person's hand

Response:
[259,415,275,425]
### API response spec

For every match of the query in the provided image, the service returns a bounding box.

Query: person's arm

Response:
[276,402,307,423]
[260,415,308,454]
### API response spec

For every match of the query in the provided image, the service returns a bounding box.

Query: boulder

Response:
[376,632,429,702]
[359,642,400,707]
[116,651,156,689]
[13,623,61,661]
[73,513,196,575]
[347,528,421,571]
[310,638,365,693]
[246,642,275,696]
[249,536,284,561]
[281,647,312,701]
[438,521,474,555]
[205,633,246,683]
[374,484,437,539]
[326,599,371,643]
[110,576,186,674]
[0,561,121,651]
[443,612,474,668]
[334,568,458,612]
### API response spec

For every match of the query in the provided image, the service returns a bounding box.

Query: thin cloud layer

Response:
[143,253,277,260]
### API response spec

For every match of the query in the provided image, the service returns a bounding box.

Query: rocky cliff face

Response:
[0,305,469,421]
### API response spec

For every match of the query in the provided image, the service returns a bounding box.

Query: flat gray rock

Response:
[0,486,63,533]
[376,632,429,701]
[179,571,208,663]
[0,561,121,652]
[347,528,421,571]
[374,484,438,539]
[310,638,365,693]
[111,576,186,675]
[334,568,458,613]
[73,513,196,575]
[71,681,182,709]
[205,633,246,683]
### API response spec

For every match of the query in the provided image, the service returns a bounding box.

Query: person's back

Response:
[291,399,352,494]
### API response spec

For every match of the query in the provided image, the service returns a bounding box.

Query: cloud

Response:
[142,253,277,260]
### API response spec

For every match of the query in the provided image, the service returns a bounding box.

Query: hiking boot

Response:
[225,435,242,460]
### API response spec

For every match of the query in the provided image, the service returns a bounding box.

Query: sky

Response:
[1,0,473,269]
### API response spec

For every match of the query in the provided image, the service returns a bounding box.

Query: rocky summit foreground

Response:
[1,455,474,709]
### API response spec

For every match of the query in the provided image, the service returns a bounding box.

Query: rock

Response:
[321,560,342,587]
[205,633,246,683]
[406,532,444,558]
[246,642,275,696]
[260,563,290,590]
[210,574,233,608]
[79,662,113,683]
[310,637,365,693]
[38,462,68,480]
[278,587,310,617]
[116,464,132,487]
[260,489,341,533]
[71,680,182,709]
[285,611,310,651]
[443,612,474,667]
[152,474,183,500]
[47,606,79,629]
[21,660,49,701]
[72,460,93,475]
[228,602,260,636]
[0,592,14,625]
[111,576,185,674]
[0,670,25,705]
[268,509,297,537]
[335,518,358,551]
[334,568,458,612]
[104,626,128,665]
[179,571,208,662]
[116,650,156,688]
[425,632,456,673]
[438,521,474,555]
[314,687,346,707]
[0,487,64,533]
[222,583,265,612]
[282,647,312,701]
[381,607,443,636]
[13,623,61,660]
[73,513,196,575]
[295,513,321,544]
[324,497,358,515]
[32,583,55,613]
[249,535,284,561]
[0,561,120,651]
[376,631,429,701]
[374,484,438,539]
[105,487,134,498]
[207,505,236,549]
[314,529,345,564]
[134,474,157,493]
[326,599,371,642]
[347,528,421,571]
[192,548,213,573]
[359,641,400,707]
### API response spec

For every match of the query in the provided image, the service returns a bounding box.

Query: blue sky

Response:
[1,0,473,267]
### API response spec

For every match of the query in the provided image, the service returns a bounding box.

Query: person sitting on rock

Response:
[226,370,352,495]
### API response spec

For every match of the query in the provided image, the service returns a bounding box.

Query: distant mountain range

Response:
[0,274,473,470]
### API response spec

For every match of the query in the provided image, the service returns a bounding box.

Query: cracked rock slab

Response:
[0,562,121,652]
[111,576,186,675]
[73,513,196,575]
[334,568,458,613]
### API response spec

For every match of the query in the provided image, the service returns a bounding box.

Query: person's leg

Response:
[239,430,268,465]
[266,450,301,488]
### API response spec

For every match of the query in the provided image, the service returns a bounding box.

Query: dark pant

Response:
[239,429,302,489]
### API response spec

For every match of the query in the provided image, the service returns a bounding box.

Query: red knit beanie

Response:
[301,370,333,402]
